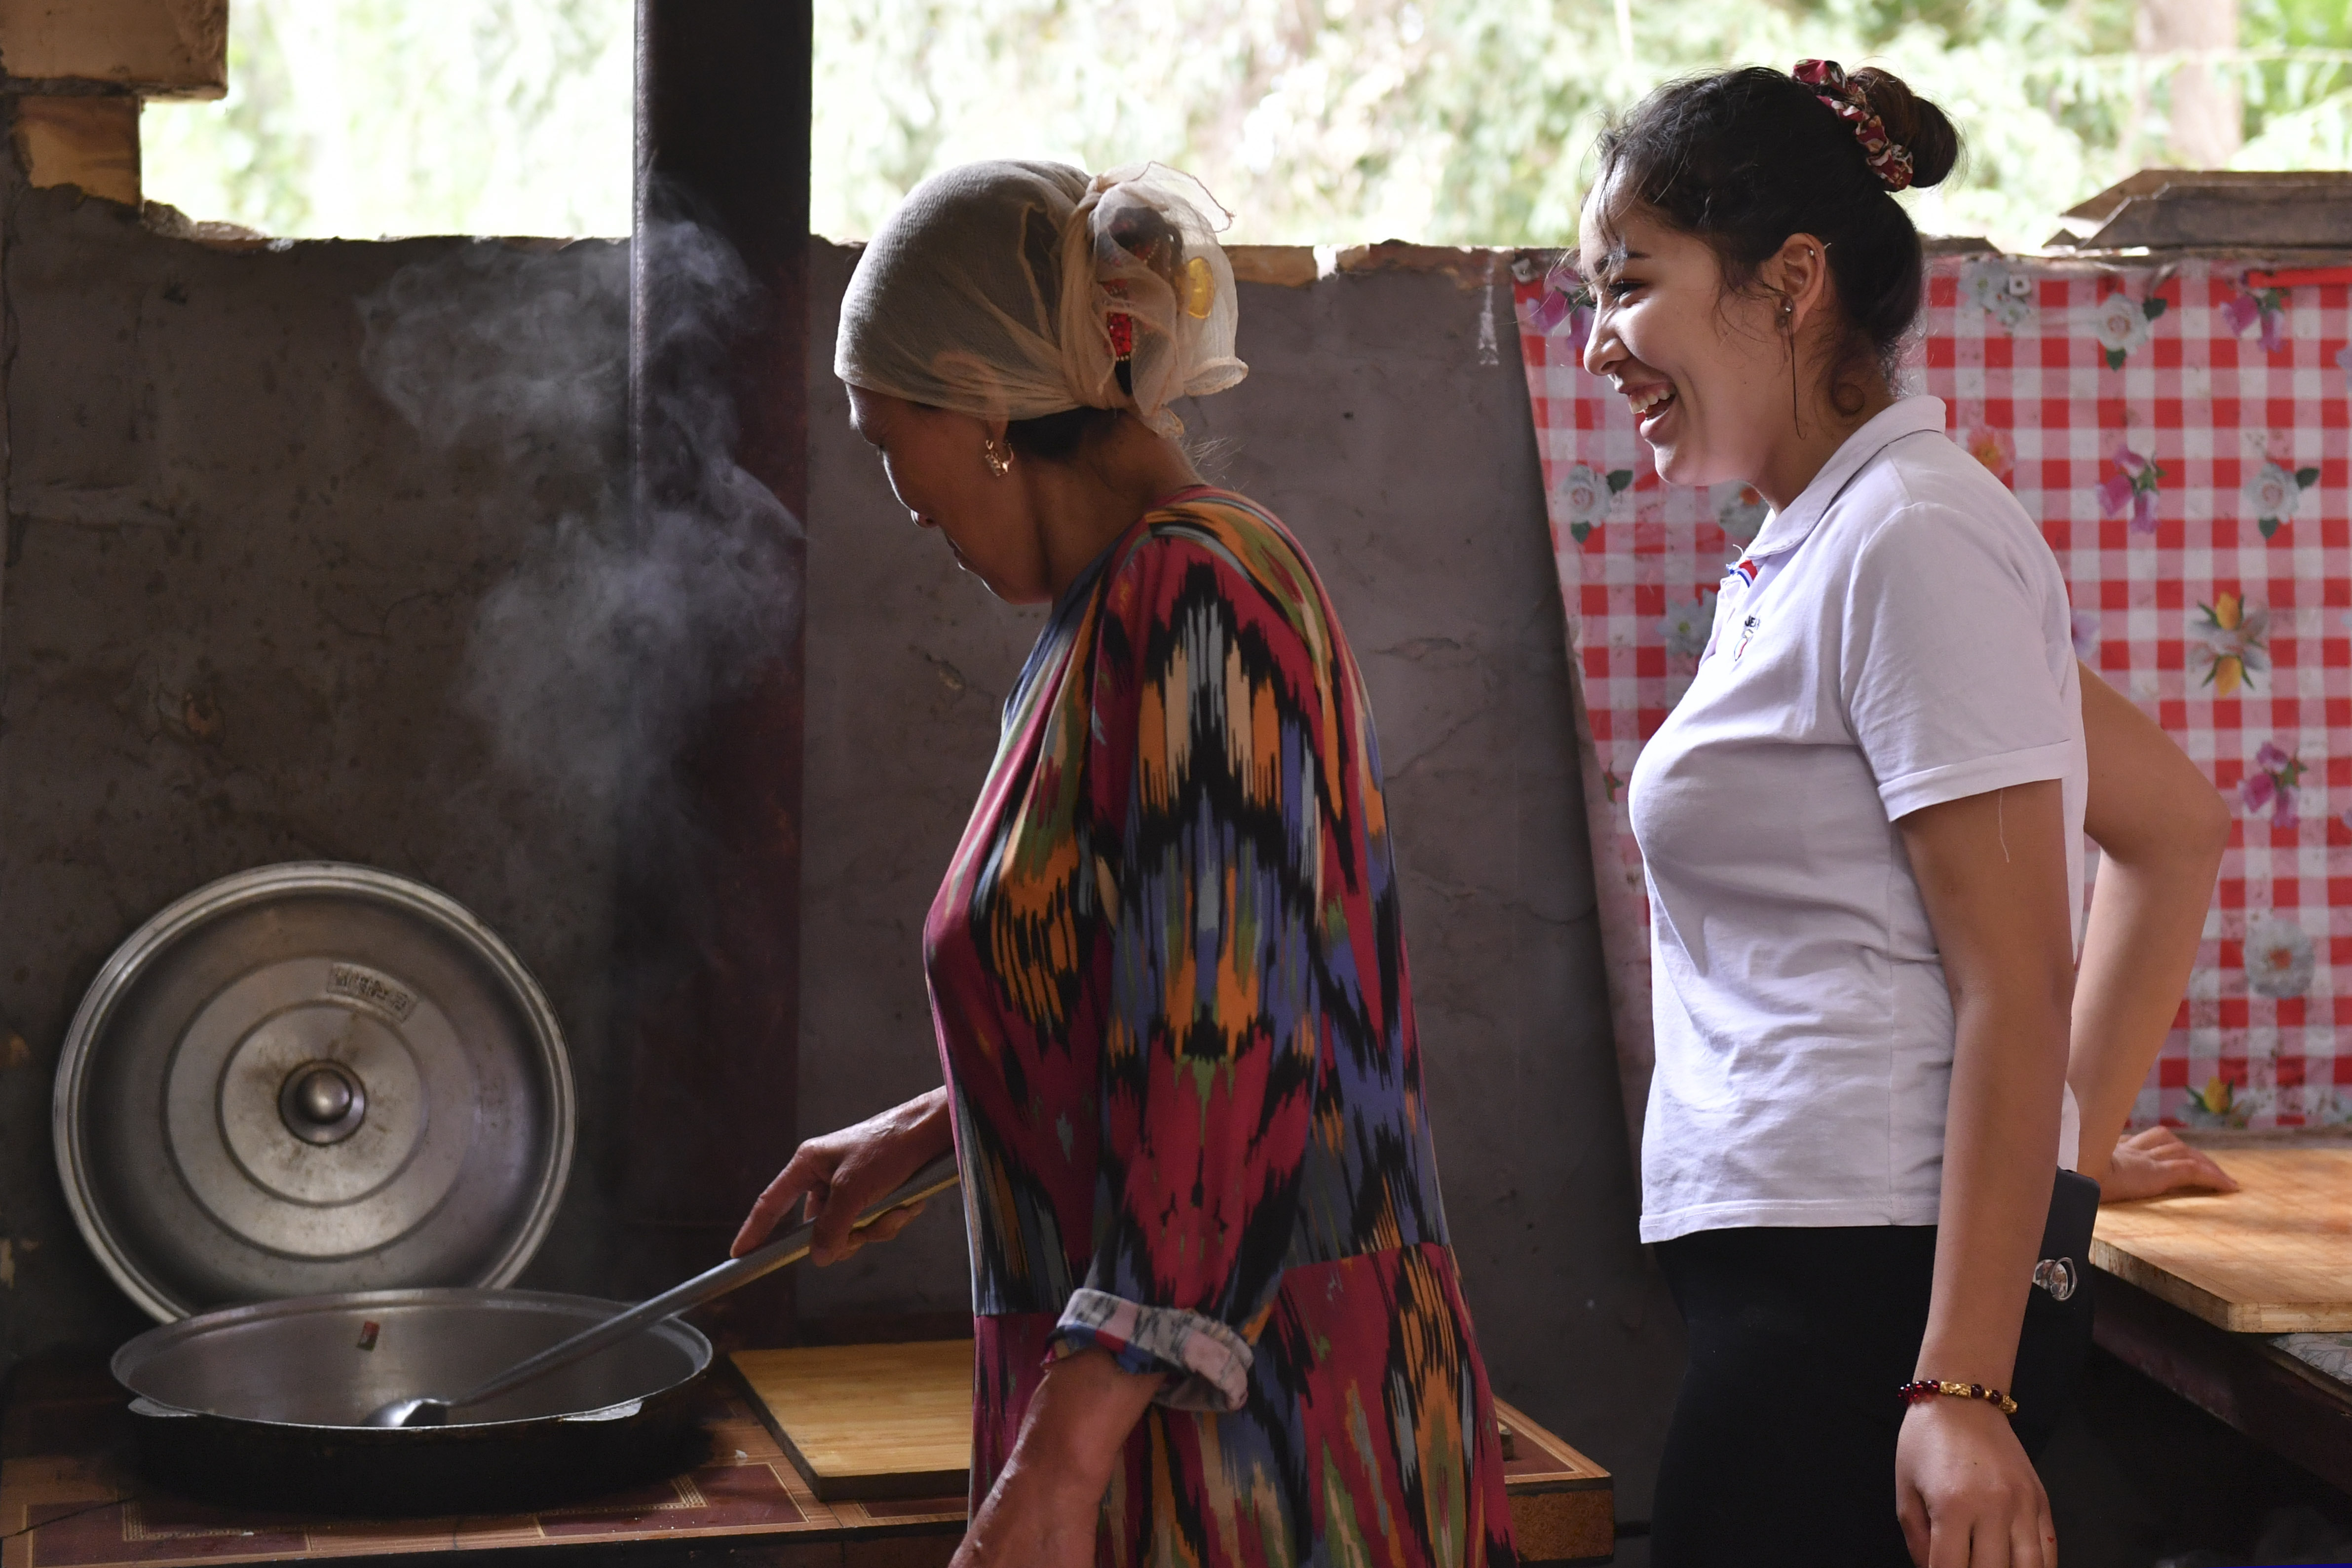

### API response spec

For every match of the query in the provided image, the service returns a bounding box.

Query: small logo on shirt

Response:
[1730,557,1760,586]
[1733,615,1760,663]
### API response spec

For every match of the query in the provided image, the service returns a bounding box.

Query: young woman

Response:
[1578,65,2229,1567]
[730,161,1518,1568]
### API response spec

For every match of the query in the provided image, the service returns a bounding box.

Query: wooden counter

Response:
[731,1339,1612,1560]
[3,1346,1613,1567]
[2093,1145,2352,1332]
[2086,1143,2352,1494]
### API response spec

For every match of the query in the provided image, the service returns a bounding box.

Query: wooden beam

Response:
[0,0,226,100]
[7,94,137,205]
[620,0,811,1344]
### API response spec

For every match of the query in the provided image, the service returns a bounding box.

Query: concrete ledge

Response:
[9,94,138,205]
[1224,246,1318,287]
[0,0,227,100]
[1332,241,1503,289]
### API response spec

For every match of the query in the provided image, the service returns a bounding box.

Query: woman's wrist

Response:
[1012,1348,1162,1496]
[886,1087,955,1155]
[1912,1333,2016,1397]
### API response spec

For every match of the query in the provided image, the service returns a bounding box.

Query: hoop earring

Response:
[983,439,1012,479]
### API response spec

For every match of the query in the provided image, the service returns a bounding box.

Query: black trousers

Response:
[1650,1225,2079,1568]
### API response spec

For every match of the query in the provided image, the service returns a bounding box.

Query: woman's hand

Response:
[1896,1398,2055,1567]
[730,1087,953,1264]
[951,1347,1162,1568]
[2097,1126,2239,1204]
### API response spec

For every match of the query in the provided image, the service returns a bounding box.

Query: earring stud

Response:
[983,439,1012,478]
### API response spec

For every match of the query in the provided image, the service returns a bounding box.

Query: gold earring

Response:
[983,439,1012,478]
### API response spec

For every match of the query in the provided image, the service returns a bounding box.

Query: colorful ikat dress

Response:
[924,487,1517,1568]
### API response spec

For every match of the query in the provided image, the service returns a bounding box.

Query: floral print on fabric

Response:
[2222,277,2292,355]
[2244,456,2320,539]
[2246,912,2318,1000]
[2095,445,2163,534]
[2242,740,2307,828]
[1515,256,2352,1138]
[925,488,1517,1567]
[2087,287,2167,368]
[2195,594,2269,696]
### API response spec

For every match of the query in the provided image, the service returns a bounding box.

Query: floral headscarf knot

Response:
[1793,59,1915,193]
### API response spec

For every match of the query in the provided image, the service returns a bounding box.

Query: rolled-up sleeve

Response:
[1050,530,1322,1412]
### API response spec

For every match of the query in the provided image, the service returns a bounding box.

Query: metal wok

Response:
[114,1288,712,1515]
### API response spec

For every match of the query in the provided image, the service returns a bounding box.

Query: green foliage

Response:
[145,0,632,238]
[143,0,2352,249]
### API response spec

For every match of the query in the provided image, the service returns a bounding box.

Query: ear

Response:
[1765,234,1833,336]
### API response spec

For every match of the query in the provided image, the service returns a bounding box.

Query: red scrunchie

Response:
[1794,58,1915,193]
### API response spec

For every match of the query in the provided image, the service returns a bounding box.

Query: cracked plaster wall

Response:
[0,186,635,1380]
[0,191,1678,1516]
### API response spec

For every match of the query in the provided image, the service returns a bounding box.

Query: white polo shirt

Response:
[1630,396,2086,1244]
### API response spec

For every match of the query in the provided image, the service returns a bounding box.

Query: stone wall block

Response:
[9,96,138,206]
[0,0,227,99]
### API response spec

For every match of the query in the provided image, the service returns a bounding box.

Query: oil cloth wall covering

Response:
[1516,255,2352,1158]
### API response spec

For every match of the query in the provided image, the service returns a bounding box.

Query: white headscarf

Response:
[835,159,1247,439]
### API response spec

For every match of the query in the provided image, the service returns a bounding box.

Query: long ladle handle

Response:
[449,1153,961,1414]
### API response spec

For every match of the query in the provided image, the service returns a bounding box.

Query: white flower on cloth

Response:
[1959,261,2036,331]
[1714,484,1769,549]
[1657,590,1717,662]
[1555,461,1633,544]
[2244,911,2316,1000]
[2084,289,2166,369]
[2243,457,2319,539]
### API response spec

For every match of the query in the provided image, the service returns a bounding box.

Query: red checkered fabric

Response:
[1516,255,2352,1134]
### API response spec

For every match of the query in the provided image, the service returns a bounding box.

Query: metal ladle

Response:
[364,1153,960,1428]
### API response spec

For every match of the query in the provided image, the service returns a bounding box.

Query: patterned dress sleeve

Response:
[1049,522,1329,1413]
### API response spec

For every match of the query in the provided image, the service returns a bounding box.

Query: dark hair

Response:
[1593,65,1960,403]
[1006,404,1123,459]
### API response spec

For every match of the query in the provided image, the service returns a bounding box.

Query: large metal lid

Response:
[54,863,575,1321]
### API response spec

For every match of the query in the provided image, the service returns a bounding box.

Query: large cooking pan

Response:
[111,1159,962,1514]
[114,1289,712,1515]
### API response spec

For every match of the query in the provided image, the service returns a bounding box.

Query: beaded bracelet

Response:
[1898,1379,2019,1418]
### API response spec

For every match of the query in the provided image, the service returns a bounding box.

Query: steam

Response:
[357,206,800,830]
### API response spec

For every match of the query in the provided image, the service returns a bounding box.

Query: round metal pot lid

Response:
[54,863,575,1322]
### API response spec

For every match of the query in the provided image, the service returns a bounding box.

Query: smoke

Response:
[357,205,800,832]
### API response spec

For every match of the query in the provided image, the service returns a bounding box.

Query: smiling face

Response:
[1578,197,1796,492]
[847,384,1054,603]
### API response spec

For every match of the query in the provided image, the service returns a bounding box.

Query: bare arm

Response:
[951,1348,1162,1568]
[2069,663,2233,1195]
[1895,779,2074,1567]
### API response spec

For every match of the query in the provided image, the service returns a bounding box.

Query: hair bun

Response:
[1847,67,1960,190]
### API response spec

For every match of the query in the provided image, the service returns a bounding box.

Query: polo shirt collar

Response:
[1741,395,1948,560]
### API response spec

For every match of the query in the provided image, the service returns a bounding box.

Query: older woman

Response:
[730,160,1518,1568]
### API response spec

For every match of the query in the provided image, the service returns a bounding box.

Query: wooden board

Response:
[732,1341,975,1502]
[1491,1398,1616,1565]
[2092,1145,2352,1333]
[734,1342,1615,1562]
